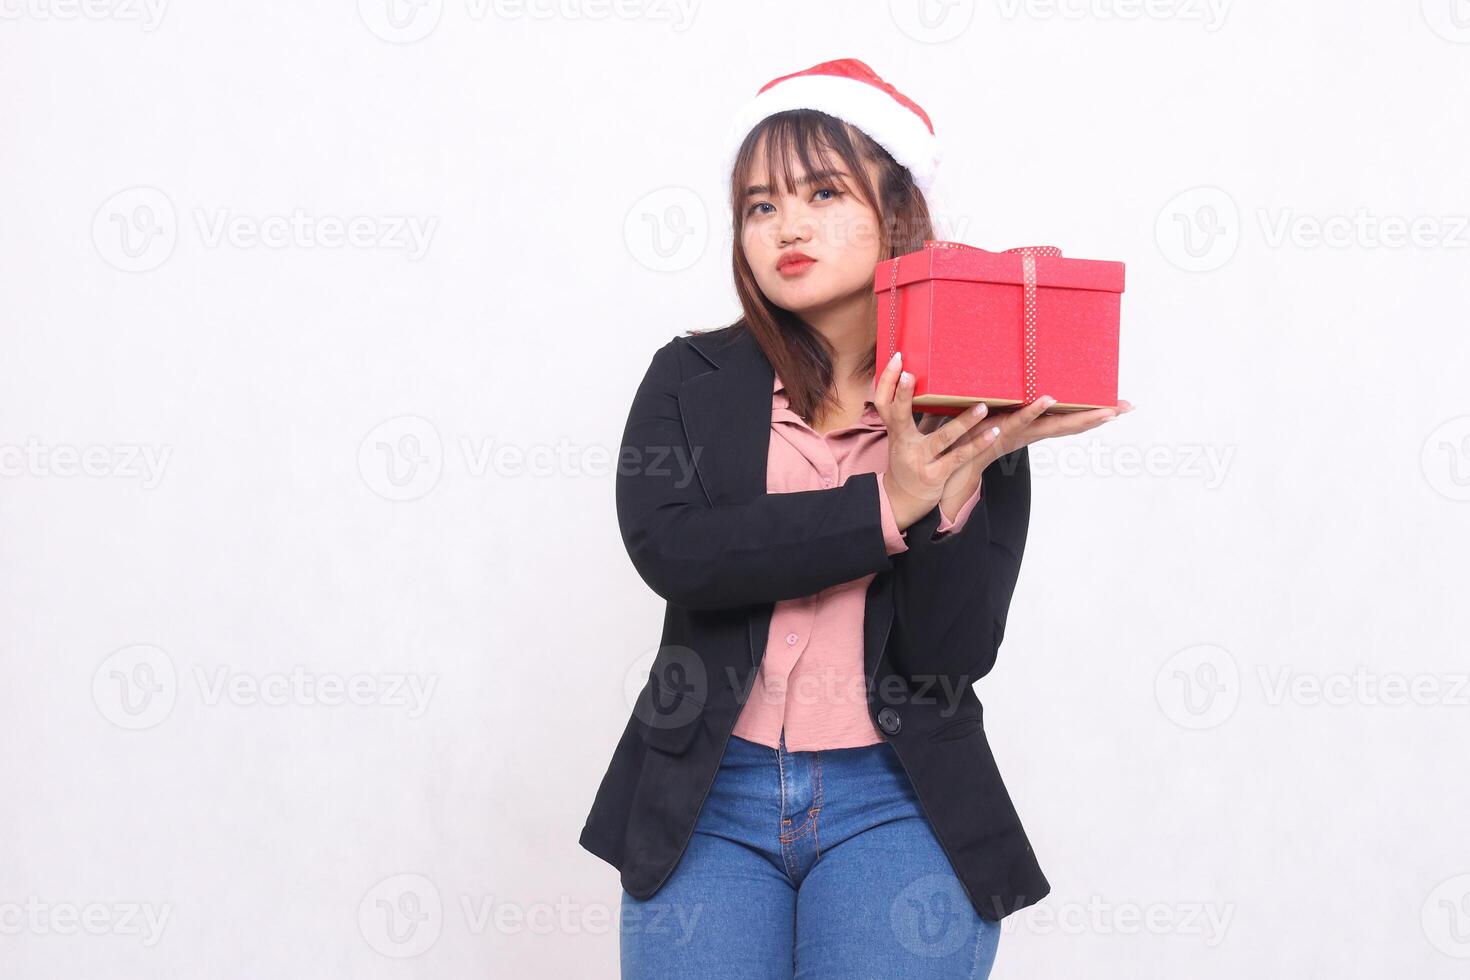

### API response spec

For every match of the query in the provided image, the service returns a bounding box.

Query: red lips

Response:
[777,251,817,275]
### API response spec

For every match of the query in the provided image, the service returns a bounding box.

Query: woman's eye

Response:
[745,189,839,217]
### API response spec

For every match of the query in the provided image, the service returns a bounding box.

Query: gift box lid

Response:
[875,241,1126,294]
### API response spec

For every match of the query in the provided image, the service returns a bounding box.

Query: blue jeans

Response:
[620,730,1001,979]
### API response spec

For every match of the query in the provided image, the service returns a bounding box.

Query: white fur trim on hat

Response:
[722,72,944,195]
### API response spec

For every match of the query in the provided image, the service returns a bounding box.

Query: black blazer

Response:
[578,322,1049,921]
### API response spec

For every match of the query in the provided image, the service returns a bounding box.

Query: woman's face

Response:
[740,143,885,320]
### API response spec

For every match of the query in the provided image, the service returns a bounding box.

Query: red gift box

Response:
[873,241,1125,415]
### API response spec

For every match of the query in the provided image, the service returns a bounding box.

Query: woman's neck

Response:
[803,290,876,388]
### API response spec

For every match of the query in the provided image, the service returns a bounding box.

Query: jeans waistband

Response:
[724,731,897,764]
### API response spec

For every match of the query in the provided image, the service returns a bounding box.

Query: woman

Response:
[580,59,1132,978]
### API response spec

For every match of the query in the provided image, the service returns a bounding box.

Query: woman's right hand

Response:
[875,351,1000,529]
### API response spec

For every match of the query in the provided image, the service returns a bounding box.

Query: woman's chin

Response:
[783,289,864,320]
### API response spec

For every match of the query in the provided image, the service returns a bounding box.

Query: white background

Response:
[2,1,1469,977]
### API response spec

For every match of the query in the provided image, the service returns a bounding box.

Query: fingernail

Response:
[972,403,987,416]
[900,371,912,385]
[889,351,902,366]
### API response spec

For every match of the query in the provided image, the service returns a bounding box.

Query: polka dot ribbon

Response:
[885,242,1063,407]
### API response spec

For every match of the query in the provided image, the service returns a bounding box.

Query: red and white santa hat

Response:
[723,58,949,223]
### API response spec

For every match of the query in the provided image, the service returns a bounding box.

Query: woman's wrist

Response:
[938,470,983,524]
[881,470,938,530]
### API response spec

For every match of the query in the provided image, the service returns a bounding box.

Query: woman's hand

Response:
[919,394,1137,514]
[875,351,1002,529]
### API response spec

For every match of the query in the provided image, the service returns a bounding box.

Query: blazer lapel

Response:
[678,327,777,671]
[677,326,773,507]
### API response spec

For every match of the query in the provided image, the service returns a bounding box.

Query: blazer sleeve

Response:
[888,444,1031,686]
[615,337,896,611]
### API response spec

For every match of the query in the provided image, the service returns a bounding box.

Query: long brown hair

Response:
[689,109,936,426]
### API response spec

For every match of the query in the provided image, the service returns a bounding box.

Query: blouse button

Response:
[785,632,798,646]
[821,477,833,487]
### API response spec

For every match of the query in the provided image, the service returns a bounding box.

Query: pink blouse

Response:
[730,371,985,751]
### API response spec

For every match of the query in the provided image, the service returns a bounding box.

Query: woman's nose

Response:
[776,202,813,244]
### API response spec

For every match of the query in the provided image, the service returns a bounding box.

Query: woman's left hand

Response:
[918,396,1136,518]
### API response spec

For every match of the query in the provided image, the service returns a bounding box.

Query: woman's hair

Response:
[696,109,936,426]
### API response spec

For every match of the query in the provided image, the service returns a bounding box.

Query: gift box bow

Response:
[883,241,1064,406]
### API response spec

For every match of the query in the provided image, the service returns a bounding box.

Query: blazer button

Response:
[877,707,901,735]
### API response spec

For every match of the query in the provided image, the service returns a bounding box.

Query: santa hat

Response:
[722,58,952,233]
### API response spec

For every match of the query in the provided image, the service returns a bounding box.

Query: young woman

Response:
[580,59,1132,979]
